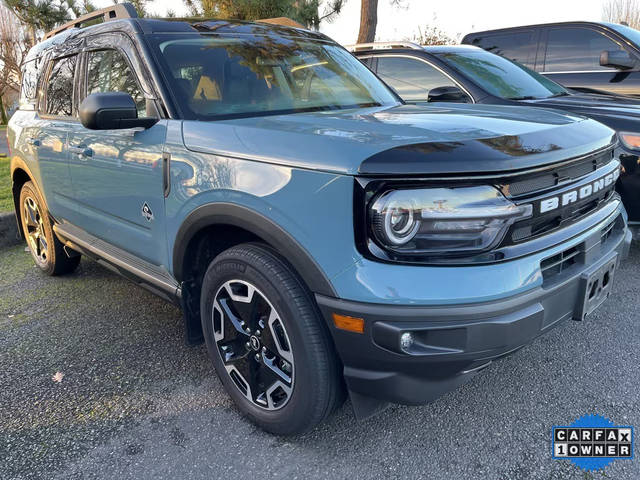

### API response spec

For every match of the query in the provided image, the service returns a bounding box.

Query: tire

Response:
[200,243,343,435]
[19,181,81,276]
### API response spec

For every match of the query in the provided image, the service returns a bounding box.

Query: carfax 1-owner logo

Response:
[552,414,634,471]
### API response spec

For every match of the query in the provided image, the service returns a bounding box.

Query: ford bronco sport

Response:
[8,4,632,434]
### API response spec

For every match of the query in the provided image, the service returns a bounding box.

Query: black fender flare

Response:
[172,203,337,297]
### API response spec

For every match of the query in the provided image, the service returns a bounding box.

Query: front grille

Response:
[499,146,619,247]
[509,191,614,243]
[502,148,612,199]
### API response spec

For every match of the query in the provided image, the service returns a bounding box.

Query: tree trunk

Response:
[28,25,36,46]
[357,0,378,43]
[0,95,7,125]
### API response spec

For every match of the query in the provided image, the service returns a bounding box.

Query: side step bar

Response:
[53,222,181,304]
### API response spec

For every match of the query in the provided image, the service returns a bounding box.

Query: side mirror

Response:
[427,85,470,103]
[79,92,158,130]
[600,50,635,70]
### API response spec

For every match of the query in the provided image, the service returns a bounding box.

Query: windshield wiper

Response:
[548,92,570,98]
[510,96,538,100]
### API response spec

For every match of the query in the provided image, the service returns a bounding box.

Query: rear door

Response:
[463,29,540,69]
[66,34,169,266]
[540,25,640,97]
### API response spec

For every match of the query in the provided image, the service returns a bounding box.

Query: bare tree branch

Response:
[0,3,31,97]
[603,0,640,29]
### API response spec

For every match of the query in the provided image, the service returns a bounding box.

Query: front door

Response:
[35,54,79,221]
[541,26,640,98]
[66,45,169,266]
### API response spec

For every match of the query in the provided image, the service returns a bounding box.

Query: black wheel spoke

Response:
[218,297,251,337]
[262,352,292,386]
[213,280,294,411]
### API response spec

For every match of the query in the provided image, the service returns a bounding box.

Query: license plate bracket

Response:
[574,251,618,321]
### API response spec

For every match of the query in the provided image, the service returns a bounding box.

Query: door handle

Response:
[27,137,41,147]
[69,146,93,157]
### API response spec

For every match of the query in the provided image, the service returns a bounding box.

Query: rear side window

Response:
[468,31,537,68]
[20,59,39,108]
[44,55,77,116]
[86,49,146,116]
[376,56,457,101]
[544,27,628,72]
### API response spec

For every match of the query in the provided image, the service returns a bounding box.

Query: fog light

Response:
[400,332,414,350]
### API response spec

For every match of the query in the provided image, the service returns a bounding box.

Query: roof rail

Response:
[43,3,138,40]
[345,41,423,52]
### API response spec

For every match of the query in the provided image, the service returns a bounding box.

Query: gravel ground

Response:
[1,242,639,480]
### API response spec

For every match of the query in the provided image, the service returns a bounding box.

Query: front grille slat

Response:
[503,148,612,199]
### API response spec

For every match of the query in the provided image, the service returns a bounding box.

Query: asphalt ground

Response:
[1,241,639,480]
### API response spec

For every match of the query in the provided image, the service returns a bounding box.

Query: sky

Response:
[94,0,606,44]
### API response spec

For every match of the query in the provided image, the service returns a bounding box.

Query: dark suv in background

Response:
[462,21,640,98]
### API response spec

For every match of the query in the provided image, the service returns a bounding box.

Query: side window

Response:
[376,56,457,101]
[86,49,146,116]
[359,57,374,70]
[469,31,537,68]
[20,59,39,108]
[44,55,77,117]
[544,27,628,72]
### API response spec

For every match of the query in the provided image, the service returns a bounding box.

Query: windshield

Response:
[436,50,567,100]
[149,34,398,120]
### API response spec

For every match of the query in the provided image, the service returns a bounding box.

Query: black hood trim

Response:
[359,127,616,176]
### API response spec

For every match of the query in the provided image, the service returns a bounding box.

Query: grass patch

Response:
[0,156,12,213]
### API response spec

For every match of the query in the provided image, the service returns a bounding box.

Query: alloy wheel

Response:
[23,196,48,265]
[212,280,294,410]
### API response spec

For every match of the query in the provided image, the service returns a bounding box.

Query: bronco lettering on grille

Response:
[538,168,620,214]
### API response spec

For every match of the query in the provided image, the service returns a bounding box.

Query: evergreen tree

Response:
[2,0,96,43]
[182,0,343,29]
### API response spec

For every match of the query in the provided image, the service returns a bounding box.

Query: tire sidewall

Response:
[201,247,332,434]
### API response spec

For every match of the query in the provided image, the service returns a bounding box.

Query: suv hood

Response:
[526,93,640,121]
[182,103,615,175]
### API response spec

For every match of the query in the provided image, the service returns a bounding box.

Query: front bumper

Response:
[316,213,632,416]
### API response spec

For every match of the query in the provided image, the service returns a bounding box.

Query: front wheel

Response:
[200,243,343,435]
[19,181,80,276]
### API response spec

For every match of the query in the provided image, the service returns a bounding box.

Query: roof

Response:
[141,18,329,40]
[26,13,331,63]
[464,20,612,36]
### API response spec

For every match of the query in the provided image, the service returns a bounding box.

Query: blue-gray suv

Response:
[8,4,632,434]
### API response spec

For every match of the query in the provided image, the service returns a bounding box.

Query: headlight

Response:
[618,132,640,151]
[370,186,532,257]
